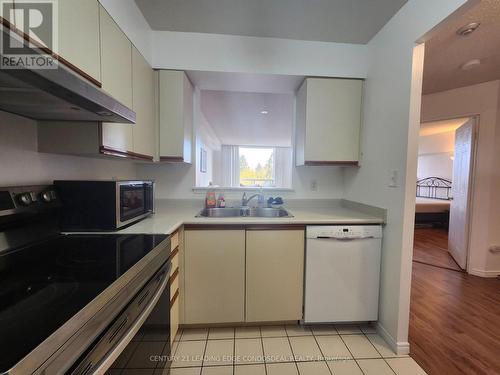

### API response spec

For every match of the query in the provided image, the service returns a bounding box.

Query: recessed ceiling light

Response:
[461,58,481,71]
[260,110,269,114]
[456,22,480,36]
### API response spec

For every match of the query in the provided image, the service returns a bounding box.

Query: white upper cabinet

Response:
[158,70,193,163]
[132,46,156,160]
[58,0,101,83]
[295,78,363,166]
[99,4,133,153]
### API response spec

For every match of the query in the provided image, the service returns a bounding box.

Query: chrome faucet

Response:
[241,190,265,208]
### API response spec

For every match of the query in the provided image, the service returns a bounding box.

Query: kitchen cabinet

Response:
[99,4,133,154]
[58,0,101,84]
[184,229,245,324]
[295,77,363,166]
[132,46,156,159]
[158,70,193,163]
[38,5,157,161]
[5,0,101,85]
[246,229,304,322]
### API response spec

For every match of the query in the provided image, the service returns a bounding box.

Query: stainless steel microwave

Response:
[55,180,154,231]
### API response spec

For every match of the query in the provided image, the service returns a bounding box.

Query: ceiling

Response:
[423,0,500,94]
[420,118,469,136]
[135,0,408,44]
[200,90,294,147]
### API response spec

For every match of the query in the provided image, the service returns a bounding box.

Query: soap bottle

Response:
[205,185,217,208]
[217,193,226,208]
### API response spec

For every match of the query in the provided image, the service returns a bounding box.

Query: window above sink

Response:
[195,90,294,190]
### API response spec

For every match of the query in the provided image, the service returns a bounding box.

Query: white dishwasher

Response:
[304,225,382,323]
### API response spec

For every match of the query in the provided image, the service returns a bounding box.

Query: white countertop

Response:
[118,199,386,235]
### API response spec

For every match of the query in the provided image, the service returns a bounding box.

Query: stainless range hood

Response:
[0,27,136,123]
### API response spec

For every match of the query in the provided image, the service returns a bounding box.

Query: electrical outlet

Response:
[310,180,318,191]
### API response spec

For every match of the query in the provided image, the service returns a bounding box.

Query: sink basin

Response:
[196,207,292,218]
[196,208,242,217]
[247,207,291,217]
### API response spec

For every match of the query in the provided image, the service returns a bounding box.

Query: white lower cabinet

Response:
[184,229,246,324]
[246,229,305,322]
[183,227,305,325]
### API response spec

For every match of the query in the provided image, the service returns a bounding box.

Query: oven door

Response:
[117,182,154,228]
[70,261,171,375]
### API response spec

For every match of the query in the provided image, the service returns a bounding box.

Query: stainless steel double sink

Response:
[196,207,292,218]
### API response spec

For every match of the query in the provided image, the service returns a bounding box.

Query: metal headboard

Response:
[416,177,452,200]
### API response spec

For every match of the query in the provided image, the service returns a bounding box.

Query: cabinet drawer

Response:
[170,269,179,298]
[171,230,179,250]
[170,251,179,273]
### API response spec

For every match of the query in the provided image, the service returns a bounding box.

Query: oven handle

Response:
[89,263,171,375]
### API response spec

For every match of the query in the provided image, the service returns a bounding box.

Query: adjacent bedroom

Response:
[414,117,473,271]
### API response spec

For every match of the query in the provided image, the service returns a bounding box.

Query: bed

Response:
[415,177,452,227]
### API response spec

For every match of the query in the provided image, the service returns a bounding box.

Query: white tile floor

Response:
[108,324,427,375]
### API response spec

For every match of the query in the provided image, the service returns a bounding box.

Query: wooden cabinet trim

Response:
[185,224,305,231]
[168,267,179,287]
[246,225,306,231]
[160,156,186,162]
[171,227,182,236]
[184,224,247,231]
[170,289,179,308]
[304,160,359,166]
[99,146,154,161]
[0,17,102,87]
[170,246,179,259]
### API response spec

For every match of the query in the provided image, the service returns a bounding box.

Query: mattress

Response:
[415,197,451,213]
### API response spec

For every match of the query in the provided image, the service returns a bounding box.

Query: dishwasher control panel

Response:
[306,225,382,239]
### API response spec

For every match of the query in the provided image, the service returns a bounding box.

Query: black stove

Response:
[0,185,169,374]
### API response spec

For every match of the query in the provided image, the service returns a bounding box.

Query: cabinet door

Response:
[184,230,245,324]
[246,229,305,322]
[59,0,101,83]
[296,78,363,165]
[159,70,193,163]
[99,5,133,152]
[132,46,155,159]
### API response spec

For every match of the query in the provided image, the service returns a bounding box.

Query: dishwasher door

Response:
[304,226,382,323]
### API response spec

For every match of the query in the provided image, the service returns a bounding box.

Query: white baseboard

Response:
[376,322,410,356]
[470,269,500,278]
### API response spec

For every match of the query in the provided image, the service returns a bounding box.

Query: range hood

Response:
[0,26,136,123]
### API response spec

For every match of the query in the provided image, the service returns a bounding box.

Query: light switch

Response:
[389,170,398,188]
[310,180,318,191]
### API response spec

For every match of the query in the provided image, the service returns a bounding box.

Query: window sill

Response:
[192,186,294,194]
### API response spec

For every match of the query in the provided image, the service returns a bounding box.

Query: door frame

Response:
[419,115,479,273]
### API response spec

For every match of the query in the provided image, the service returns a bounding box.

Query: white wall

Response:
[417,131,455,180]
[138,163,345,200]
[195,110,222,187]
[343,0,470,353]
[0,112,137,186]
[417,154,454,181]
[421,80,500,276]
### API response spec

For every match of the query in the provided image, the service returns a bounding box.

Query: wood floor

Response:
[413,228,461,271]
[409,229,500,375]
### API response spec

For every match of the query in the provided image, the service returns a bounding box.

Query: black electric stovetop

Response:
[0,233,167,373]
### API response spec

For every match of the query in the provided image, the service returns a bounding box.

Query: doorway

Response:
[413,116,476,272]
